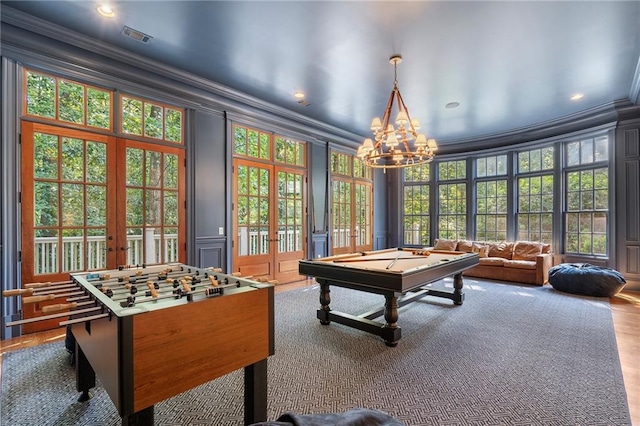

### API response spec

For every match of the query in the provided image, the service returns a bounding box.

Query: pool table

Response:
[298,248,479,346]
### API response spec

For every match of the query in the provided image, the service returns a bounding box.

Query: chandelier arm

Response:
[379,86,397,131]
[395,89,417,135]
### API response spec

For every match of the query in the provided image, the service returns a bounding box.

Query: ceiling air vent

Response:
[121,26,153,44]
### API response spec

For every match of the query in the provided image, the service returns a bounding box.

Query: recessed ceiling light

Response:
[445,102,460,109]
[293,91,305,99]
[571,93,584,101]
[97,4,115,18]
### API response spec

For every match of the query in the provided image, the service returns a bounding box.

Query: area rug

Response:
[1,279,631,425]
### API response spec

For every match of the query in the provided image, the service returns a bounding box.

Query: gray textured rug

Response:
[1,279,631,425]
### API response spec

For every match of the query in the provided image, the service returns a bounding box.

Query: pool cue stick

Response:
[333,257,402,263]
[386,253,402,269]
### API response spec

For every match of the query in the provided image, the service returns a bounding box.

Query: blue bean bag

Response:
[548,263,626,297]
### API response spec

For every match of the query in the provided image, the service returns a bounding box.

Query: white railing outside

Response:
[237,228,302,256]
[34,233,179,275]
[332,226,370,247]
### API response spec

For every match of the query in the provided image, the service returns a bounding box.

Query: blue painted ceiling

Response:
[3,1,640,145]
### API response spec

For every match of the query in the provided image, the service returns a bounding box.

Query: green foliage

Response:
[144,103,163,139]
[26,72,55,118]
[87,88,111,129]
[122,97,143,135]
[59,80,84,124]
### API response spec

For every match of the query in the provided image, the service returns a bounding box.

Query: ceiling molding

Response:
[441,100,636,155]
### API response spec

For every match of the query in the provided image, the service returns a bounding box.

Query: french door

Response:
[331,178,373,255]
[20,122,185,331]
[232,159,306,283]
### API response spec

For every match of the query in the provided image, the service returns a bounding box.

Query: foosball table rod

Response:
[5,306,103,327]
[59,312,110,326]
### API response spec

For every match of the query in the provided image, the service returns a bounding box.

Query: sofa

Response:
[432,238,554,286]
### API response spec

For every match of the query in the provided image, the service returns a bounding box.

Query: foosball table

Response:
[4,263,275,425]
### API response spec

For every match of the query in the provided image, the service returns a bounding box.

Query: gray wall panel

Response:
[196,239,226,269]
[194,110,227,239]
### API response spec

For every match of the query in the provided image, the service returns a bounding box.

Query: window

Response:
[330,150,373,254]
[25,70,112,130]
[565,136,609,255]
[438,160,466,240]
[403,163,430,245]
[121,95,183,143]
[475,155,507,241]
[516,147,554,243]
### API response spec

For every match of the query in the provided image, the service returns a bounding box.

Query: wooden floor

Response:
[1,281,638,425]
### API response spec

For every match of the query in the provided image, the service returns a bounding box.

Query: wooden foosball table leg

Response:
[75,342,95,402]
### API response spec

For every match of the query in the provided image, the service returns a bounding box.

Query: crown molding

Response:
[441,100,637,155]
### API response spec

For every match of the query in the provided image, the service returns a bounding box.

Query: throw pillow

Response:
[472,244,489,258]
[513,241,543,261]
[456,240,474,253]
[488,242,514,259]
[433,238,458,251]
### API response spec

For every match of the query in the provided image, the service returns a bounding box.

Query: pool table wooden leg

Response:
[318,280,331,325]
[383,293,400,347]
[453,273,464,305]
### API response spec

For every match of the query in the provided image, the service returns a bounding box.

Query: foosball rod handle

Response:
[42,302,78,314]
[2,288,35,297]
[22,294,56,304]
[24,281,53,289]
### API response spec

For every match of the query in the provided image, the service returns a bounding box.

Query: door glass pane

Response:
[332,180,351,249]
[62,183,84,227]
[87,141,107,183]
[127,228,144,266]
[146,151,163,187]
[35,228,59,274]
[145,189,162,226]
[61,137,84,180]
[164,227,178,262]
[87,228,107,270]
[34,133,58,179]
[62,228,84,272]
[127,148,144,185]
[237,165,270,256]
[35,182,59,227]
[277,171,303,253]
[86,185,106,226]
[126,144,182,265]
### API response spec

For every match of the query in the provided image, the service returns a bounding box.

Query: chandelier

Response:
[357,55,437,169]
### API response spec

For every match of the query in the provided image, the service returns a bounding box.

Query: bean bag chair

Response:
[548,263,626,297]
[250,408,404,426]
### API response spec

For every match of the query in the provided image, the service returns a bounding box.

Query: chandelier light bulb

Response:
[370,117,382,131]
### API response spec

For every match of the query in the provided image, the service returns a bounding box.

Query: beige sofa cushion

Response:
[513,241,543,261]
[487,242,514,259]
[456,240,474,253]
[503,259,537,270]
[471,243,489,258]
[479,257,505,266]
[434,238,458,251]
